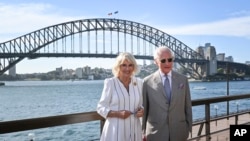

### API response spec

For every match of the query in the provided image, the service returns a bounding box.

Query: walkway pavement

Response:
[188,113,250,141]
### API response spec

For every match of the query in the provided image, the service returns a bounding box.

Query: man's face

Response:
[155,50,173,74]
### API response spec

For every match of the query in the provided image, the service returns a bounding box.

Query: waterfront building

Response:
[84,66,91,75]
[55,67,63,75]
[88,74,94,80]
[62,69,74,79]
[75,68,83,79]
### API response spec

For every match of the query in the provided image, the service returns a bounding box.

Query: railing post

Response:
[235,115,238,125]
[214,105,218,126]
[226,62,230,119]
[235,101,239,125]
[205,104,211,141]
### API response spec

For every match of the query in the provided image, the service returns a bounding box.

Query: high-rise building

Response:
[225,56,234,62]
[75,68,83,78]
[84,66,91,75]
[217,53,225,61]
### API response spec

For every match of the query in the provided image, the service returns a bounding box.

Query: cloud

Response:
[0,3,80,41]
[1,2,250,42]
[229,10,250,17]
[161,16,250,39]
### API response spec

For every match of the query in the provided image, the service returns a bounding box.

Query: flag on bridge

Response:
[108,11,118,16]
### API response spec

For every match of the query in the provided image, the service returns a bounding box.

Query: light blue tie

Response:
[164,75,171,103]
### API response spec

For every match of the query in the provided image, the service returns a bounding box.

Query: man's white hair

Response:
[153,46,175,60]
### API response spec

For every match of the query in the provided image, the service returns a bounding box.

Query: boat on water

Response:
[193,86,206,90]
[0,82,5,86]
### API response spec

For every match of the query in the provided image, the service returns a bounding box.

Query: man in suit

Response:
[142,46,192,141]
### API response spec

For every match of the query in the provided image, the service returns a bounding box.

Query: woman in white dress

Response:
[97,52,144,141]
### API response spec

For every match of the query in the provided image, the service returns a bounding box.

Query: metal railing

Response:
[190,93,250,140]
[1,93,250,140]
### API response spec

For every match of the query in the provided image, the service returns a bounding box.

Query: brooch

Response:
[133,82,137,86]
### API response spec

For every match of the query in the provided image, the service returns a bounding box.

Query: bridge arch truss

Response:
[0,18,207,78]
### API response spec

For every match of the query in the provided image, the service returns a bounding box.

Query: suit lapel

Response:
[153,71,168,100]
[170,71,179,108]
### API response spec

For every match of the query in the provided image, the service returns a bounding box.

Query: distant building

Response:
[84,66,91,75]
[225,56,234,62]
[62,69,74,78]
[88,75,94,80]
[217,53,233,62]
[75,68,83,78]
[56,67,63,75]
[216,53,225,61]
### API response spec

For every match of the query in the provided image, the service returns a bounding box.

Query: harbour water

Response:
[0,80,250,141]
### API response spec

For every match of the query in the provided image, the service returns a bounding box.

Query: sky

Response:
[1,0,250,74]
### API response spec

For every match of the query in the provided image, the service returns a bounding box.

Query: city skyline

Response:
[1,0,250,73]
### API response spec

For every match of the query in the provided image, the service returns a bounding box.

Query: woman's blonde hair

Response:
[112,52,139,77]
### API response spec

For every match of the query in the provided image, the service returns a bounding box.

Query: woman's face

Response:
[155,50,173,74]
[119,59,134,78]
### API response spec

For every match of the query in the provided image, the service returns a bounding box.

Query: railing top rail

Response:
[1,93,250,134]
[0,111,104,134]
[192,93,250,106]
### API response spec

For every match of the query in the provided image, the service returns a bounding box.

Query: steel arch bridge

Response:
[0,18,208,78]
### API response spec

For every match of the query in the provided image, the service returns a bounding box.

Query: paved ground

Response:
[188,113,250,141]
